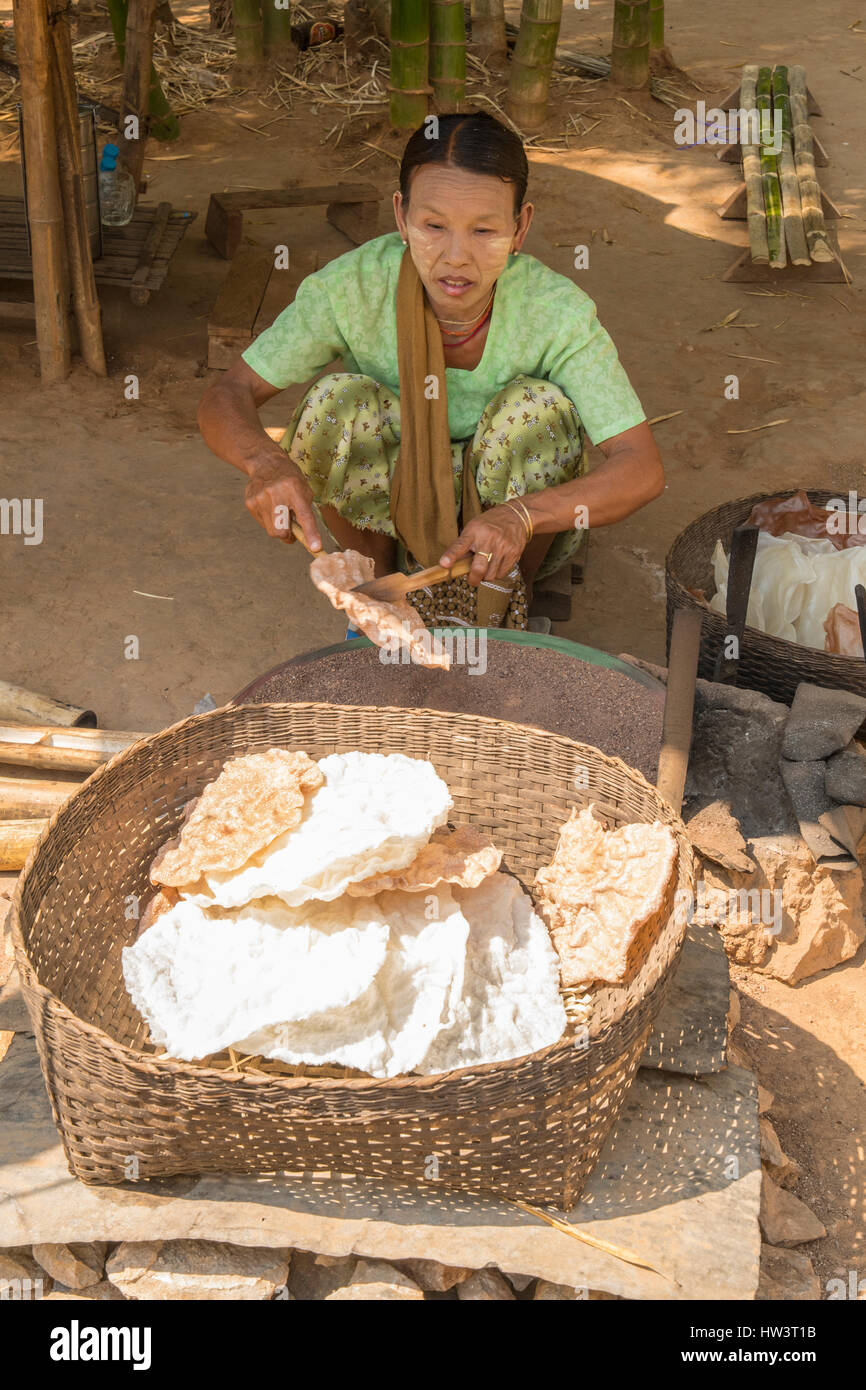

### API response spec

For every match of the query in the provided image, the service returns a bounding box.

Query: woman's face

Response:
[394,164,533,321]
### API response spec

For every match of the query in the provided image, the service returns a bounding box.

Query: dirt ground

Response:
[1,0,864,1293]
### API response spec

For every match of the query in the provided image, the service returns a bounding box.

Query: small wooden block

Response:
[205,184,379,260]
[325,199,379,245]
[208,246,274,369]
[205,197,243,262]
[718,182,747,220]
[811,131,829,166]
[716,143,742,164]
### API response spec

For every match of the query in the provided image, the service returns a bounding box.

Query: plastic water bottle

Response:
[98,143,136,227]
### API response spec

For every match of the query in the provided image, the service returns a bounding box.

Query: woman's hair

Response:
[399,112,528,213]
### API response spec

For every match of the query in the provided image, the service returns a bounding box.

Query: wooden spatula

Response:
[290,521,472,602]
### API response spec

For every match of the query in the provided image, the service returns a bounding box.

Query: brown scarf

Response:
[389,249,517,628]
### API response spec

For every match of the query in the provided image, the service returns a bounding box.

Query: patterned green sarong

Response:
[282,372,587,582]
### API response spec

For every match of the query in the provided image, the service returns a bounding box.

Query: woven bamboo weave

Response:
[11,702,693,1208]
[666,491,866,711]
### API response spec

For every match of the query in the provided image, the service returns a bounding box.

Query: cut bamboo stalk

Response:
[0,682,96,728]
[738,66,768,263]
[470,0,507,68]
[430,0,466,111]
[0,776,80,818]
[0,819,48,872]
[772,65,810,266]
[232,0,264,67]
[506,0,564,130]
[47,0,107,375]
[756,66,785,268]
[610,0,649,90]
[389,0,430,130]
[262,0,294,60]
[649,0,663,50]
[789,65,834,263]
[12,0,71,383]
[0,725,141,752]
[119,0,159,196]
[0,742,113,773]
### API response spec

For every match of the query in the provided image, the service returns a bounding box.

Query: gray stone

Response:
[759,1174,826,1247]
[760,1119,803,1189]
[686,687,795,839]
[288,1252,357,1300]
[757,1245,821,1300]
[398,1258,472,1292]
[326,1259,424,1301]
[0,1032,763,1302]
[685,798,755,875]
[780,758,833,826]
[456,1268,515,1300]
[106,1239,291,1301]
[783,683,866,762]
[504,1271,534,1292]
[825,746,866,806]
[0,1246,53,1298]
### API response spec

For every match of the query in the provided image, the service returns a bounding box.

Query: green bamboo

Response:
[430,0,465,111]
[389,0,430,129]
[610,0,649,89]
[232,0,264,66]
[106,0,179,140]
[262,0,293,60]
[756,66,784,267]
[738,66,768,264]
[471,0,507,67]
[772,66,809,266]
[506,0,563,132]
[649,0,663,50]
[788,65,834,263]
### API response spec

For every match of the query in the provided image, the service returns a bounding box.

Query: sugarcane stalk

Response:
[389,0,430,130]
[610,0,649,90]
[262,0,294,60]
[471,0,507,67]
[649,0,663,50]
[789,65,834,263]
[430,0,465,111]
[106,0,179,140]
[738,65,768,264]
[506,0,563,131]
[756,66,784,267]
[772,65,810,266]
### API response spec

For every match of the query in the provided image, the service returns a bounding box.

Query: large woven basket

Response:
[666,490,866,710]
[12,702,693,1209]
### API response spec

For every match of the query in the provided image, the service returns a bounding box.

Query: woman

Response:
[199,112,664,629]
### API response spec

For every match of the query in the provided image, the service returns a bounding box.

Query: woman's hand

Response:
[439,503,527,587]
[244,455,322,551]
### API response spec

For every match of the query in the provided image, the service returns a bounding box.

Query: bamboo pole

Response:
[506,0,563,131]
[772,65,810,267]
[0,725,142,752]
[739,65,768,264]
[649,0,663,50]
[0,776,79,818]
[430,0,466,111]
[0,743,113,773]
[756,66,784,268]
[789,65,834,263]
[119,0,158,195]
[0,681,96,727]
[389,0,430,130]
[0,819,48,872]
[47,0,107,374]
[610,0,649,90]
[107,0,180,140]
[471,0,507,68]
[262,0,294,59]
[12,0,70,383]
[232,0,264,68]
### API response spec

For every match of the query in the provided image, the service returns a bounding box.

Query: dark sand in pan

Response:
[235,642,665,785]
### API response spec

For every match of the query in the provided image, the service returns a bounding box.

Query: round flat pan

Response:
[233,630,665,785]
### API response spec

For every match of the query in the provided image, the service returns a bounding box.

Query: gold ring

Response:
[478,551,493,563]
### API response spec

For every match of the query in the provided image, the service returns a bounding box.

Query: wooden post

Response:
[12,0,70,383]
[47,0,107,374]
[120,0,159,196]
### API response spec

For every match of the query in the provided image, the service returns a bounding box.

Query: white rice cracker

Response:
[418,873,566,1075]
[239,885,469,1079]
[193,752,452,910]
[122,895,390,1061]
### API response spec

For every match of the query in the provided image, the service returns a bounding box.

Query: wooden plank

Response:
[130,199,172,304]
[208,245,274,369]
[205,183,379,259]
[252,248,318,337]
[0,299,36,322]
[325,199,379,245]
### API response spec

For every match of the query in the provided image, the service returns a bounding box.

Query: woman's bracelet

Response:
[507,497,534,543]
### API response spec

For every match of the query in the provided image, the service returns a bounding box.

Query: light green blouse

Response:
[242,232,646,444]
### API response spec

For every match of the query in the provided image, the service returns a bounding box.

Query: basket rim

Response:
[10,700,693,1093]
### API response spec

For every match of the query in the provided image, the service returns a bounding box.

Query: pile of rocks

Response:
[0,1241,621,1301]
